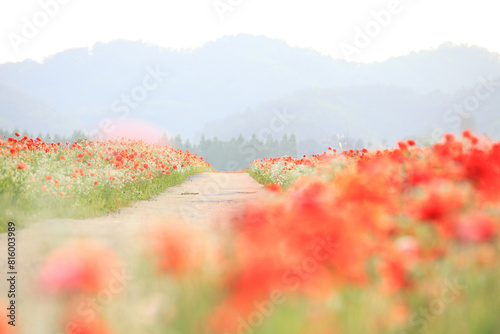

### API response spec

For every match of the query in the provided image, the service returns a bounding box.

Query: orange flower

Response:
[60,155,67,160]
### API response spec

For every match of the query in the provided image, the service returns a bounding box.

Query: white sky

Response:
[0,0,499,64]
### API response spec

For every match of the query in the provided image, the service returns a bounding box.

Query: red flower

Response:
[397,141,408,150]
[462,129,472,139]
[378,257,411,293]
[412,184,464,222]
[444,133,456,142]
[17,161,27,170]
[266,183,282,193]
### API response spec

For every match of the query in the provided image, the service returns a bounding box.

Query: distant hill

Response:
[203,86,458,151]
[0,35,499,145]
[0,83,81,136]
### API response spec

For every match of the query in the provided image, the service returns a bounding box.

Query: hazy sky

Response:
[1,0,498,64]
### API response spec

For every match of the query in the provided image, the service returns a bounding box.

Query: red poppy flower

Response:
[17,161,27,170]
[266,183,282,193]
[407,139,416,146]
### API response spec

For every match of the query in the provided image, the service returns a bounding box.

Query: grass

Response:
[247,166,311,190]
[0,166,211,233]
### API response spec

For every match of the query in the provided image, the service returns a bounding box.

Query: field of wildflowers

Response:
[234,130,500,333]
[1,130,499,333]
[0,133,210,231]
[247,155,320,189]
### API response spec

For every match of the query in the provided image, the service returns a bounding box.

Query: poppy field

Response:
[1,131,500,334]
[0,133,210,230]
[240,130,500,333]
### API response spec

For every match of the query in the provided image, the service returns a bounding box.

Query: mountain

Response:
[0,35,499,145]
[0,83,81,135]
[354,42,500,93]
[203,86,457,151]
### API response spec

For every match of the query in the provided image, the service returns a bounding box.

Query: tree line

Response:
[168,133,298,171]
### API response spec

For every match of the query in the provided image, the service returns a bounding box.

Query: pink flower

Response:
[38,241,120,294]
[456,213,497,243]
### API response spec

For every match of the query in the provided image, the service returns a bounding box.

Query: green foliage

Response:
[174,133,298,171]
[0,166,210,233]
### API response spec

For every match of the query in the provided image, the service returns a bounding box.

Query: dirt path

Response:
[0,172,265,332]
